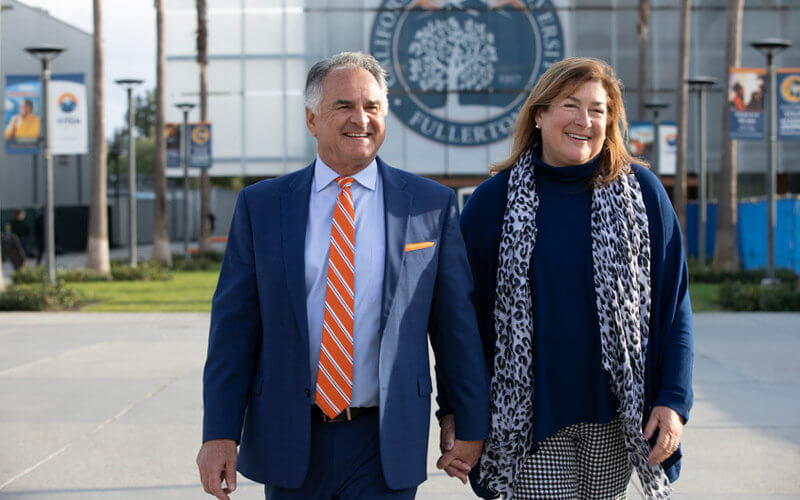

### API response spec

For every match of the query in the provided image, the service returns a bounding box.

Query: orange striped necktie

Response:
[315,176,355,419]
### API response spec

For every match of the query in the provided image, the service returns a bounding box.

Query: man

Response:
[4,100,40,142]
[197,52,489,500]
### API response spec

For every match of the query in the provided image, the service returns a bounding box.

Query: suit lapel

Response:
[378,158,412,333]
[281,163,314,351]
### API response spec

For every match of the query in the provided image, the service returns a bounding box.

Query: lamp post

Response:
[687,77,716,266]
[645,102,670,174]
[175,102,196,256]
[108,146,121,249]
[26,45,65,285]
[751,38,792,283]
[115,79,144,267]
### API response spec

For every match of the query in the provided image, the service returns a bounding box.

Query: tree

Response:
[133,90,156,138]
[197,0,211,252]
[86,0,111,275]
[152,0,172,265]
[637,0,650,119]
[674,0,691,240]
[407,17,498,113]
[714,0,744,271]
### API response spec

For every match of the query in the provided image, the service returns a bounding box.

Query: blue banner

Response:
[778,69,800,141]
[4,75,41,155]
[728,68,766,140]
[189,123,212,169]
[166,123,181,168]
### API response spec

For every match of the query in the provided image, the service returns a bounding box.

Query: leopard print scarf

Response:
[478,150,672,499]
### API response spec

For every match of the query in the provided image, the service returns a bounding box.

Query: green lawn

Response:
[70,268,722,313]
[72,270,220,312]
[688,283,720,312]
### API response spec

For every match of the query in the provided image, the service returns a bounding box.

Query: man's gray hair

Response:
[304,52,389,115]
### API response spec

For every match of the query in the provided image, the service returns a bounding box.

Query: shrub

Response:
[171,253,221,271]
[110,260,171,281]
[12,263,169,283]
[688,262,798,287]
[0,282,84,311]
[718,281,800,311]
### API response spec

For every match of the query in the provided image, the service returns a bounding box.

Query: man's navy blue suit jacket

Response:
[202,157,490,490]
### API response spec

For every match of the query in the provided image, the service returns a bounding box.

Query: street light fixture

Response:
[751,38,792,283]
[687,76,716,267]
[175,102,196,256]
[26,44,65,285]
[115,78,144,267]
[645,101,669,174]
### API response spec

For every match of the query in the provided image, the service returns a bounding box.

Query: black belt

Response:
[311,405,378,423]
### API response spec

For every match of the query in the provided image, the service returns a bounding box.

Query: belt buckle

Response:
[321,407,352,423]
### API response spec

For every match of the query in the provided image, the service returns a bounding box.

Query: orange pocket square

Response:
[405,241,435,252]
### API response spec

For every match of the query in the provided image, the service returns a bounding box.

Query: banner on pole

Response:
[628,121,676,175]
[50,74,88,155]
[189,123,212,169]
[778,68,800,141]
[166,123,181,168]
[4,75,41,155]
[729,68,766,140]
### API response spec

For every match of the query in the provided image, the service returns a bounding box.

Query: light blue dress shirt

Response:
[305,156,385,408]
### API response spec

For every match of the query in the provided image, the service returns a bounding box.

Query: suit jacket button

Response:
[304,389,310,398]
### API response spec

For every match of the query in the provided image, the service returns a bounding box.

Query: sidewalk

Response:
[0,312,798,499]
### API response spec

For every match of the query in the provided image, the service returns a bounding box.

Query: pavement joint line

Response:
[0,366,196,491]
[0,342,109,377]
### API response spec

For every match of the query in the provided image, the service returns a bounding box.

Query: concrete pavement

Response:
[0,312,798,499]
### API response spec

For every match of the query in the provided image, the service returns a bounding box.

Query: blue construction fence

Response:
[686,196,800,272]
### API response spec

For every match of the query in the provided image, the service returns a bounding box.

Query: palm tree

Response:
[86,0,111,276]
[714,0,744,271]
[674,0,691,238]
[197,0,211,253]
[152,0,172,265]
[637,0,650,119]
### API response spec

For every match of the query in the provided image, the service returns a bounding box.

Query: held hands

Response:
[197,439,238,500]
[437,413,484,484]
[643,405,685,466]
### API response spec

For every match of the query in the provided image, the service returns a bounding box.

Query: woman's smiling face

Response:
[535,80,608,167]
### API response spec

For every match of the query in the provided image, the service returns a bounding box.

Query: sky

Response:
[16,0,156,138]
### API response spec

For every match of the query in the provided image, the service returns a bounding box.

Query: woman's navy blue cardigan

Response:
[456,162,693,493]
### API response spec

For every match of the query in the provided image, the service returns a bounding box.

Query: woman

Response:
[459,58,693,499]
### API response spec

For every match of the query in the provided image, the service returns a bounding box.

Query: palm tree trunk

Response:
[197,0,211,253]
[86,0,110,275]
[152,0,172,265]
[674,0,691,240]
[714,0,744,271]
[637,0,650,119]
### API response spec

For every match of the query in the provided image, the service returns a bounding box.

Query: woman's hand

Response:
[643,405,685,466]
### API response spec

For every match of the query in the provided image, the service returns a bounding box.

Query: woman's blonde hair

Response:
[492,57,645,184]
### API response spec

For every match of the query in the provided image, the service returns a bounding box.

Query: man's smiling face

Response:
[306,66,387,177]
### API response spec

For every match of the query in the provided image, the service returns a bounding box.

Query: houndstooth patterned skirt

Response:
[512,418,633,500]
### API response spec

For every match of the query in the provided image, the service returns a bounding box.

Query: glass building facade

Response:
[164,0,800,193]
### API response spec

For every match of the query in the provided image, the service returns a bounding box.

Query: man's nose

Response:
[351,108,369,127]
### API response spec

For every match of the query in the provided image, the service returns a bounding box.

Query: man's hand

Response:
[436,414,484,484]
[197,439,238,500]
[643,405,685,466]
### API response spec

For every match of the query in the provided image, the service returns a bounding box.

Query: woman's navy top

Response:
[527,152,619,444]
[455,152,694,486]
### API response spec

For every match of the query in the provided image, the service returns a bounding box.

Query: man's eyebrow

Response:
[333,99,353,107]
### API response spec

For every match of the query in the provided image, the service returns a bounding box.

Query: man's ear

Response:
[306,107,317,137]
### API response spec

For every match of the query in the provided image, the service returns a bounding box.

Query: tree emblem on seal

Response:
[370,0,564,146]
